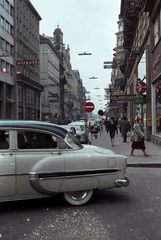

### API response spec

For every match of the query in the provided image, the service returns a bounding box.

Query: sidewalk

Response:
[91,127,161,168]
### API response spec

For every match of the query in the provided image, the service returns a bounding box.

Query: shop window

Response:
[6,103,11,119]
[18,85,23,102]
[36,92,40,107]
[155,81,161,135]
[18,107,23,119]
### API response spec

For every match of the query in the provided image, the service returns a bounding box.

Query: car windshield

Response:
[66,133,83,149]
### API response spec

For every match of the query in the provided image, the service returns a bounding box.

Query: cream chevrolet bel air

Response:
[0,120,129,206]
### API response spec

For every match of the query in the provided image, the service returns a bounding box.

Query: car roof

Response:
[0,120,68,139]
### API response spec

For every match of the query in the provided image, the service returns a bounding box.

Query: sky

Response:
[31,0,121,114]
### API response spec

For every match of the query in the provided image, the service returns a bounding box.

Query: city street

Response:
[0,129,161,240]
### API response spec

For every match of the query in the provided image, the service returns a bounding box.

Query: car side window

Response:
[17,131,57,149]
[17,131,68,149]
[0,130,9,149]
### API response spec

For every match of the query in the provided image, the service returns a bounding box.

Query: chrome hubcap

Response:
[69,191,88,201]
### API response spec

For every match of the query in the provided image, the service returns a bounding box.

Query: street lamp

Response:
[94,87,100,89]
[78,52,92,55]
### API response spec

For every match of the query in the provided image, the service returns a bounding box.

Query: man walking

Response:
[120,116,129,142]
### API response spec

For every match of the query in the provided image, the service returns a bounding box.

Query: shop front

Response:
[151,73,161,146]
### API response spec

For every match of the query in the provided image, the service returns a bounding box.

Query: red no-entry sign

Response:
[84,102,95,112]
[136,82,147,93]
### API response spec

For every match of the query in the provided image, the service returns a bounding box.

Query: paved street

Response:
[0,129,161,240]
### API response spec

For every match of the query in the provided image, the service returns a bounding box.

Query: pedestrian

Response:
[104,117,110,133]
[130,117,149,156]
[107,117,118,146]
[120,116,129,142]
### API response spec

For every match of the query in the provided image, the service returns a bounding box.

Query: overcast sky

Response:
[31,0,121,114]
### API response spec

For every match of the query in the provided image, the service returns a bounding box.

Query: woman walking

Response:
[130,117,149,156]
[107,117,118,146]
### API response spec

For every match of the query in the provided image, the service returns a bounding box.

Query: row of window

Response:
[0,37,14,55]
[18,85,40,107]
[18,21,39,48]
[154,10,161,46]
[0,15,14,35]
[17,65,39,82]
[0,59,14,75]
[0,0,14,16]
[17,41,39,62]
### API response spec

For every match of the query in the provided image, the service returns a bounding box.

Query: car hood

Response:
[82,145,115,155]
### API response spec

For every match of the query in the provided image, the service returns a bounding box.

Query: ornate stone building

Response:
[39,35,60,122]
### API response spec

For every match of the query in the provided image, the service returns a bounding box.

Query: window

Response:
[5,21,9,32]
[1,38,5,49]
[154,17,159,46]
[18,85,23,102]
[18,107,23,119]
[10,65,14,75]
[0,131,9,149]
[10,25,14,36]
[5,0,9,11]
[17,131,63,149]
[0,16,4,28]
[0,0,4,7]
[10,45,13,55]
[10,5,14,16]
[56,35,60,43]
[6,41,9,53]
[26,88,35,105]
[1,60,5,71]
[6,62,10,73]
[36,92,40,107]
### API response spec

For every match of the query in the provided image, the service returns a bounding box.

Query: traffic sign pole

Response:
[89,112,91,145]
[84,102,95,145]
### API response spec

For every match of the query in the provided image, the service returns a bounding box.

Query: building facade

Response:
[0,0,15,119]
[120,0,151,137]
[40,35,60,122]
[16,0,43,120]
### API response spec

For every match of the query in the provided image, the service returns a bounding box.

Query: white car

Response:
[69,121,89,143]
[0,120,129,206]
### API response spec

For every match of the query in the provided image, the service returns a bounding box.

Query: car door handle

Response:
[51,151,61,155]
[2,153,13,156]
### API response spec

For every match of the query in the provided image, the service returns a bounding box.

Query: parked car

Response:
[68,121,89,143]
[0,120,129,206]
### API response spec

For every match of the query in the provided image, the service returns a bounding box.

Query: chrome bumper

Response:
[115,177,129,187]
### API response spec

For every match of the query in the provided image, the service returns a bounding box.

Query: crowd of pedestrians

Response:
[103,115,149,156]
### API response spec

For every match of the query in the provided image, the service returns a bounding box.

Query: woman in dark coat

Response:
[130,117,149,156]
[107,117,118,146]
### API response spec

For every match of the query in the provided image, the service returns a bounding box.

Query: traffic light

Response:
[82,101,84,105]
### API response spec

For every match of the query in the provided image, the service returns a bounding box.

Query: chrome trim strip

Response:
[29,168,120,180]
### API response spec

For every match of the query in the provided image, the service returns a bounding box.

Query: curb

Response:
[127,163,161,168]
